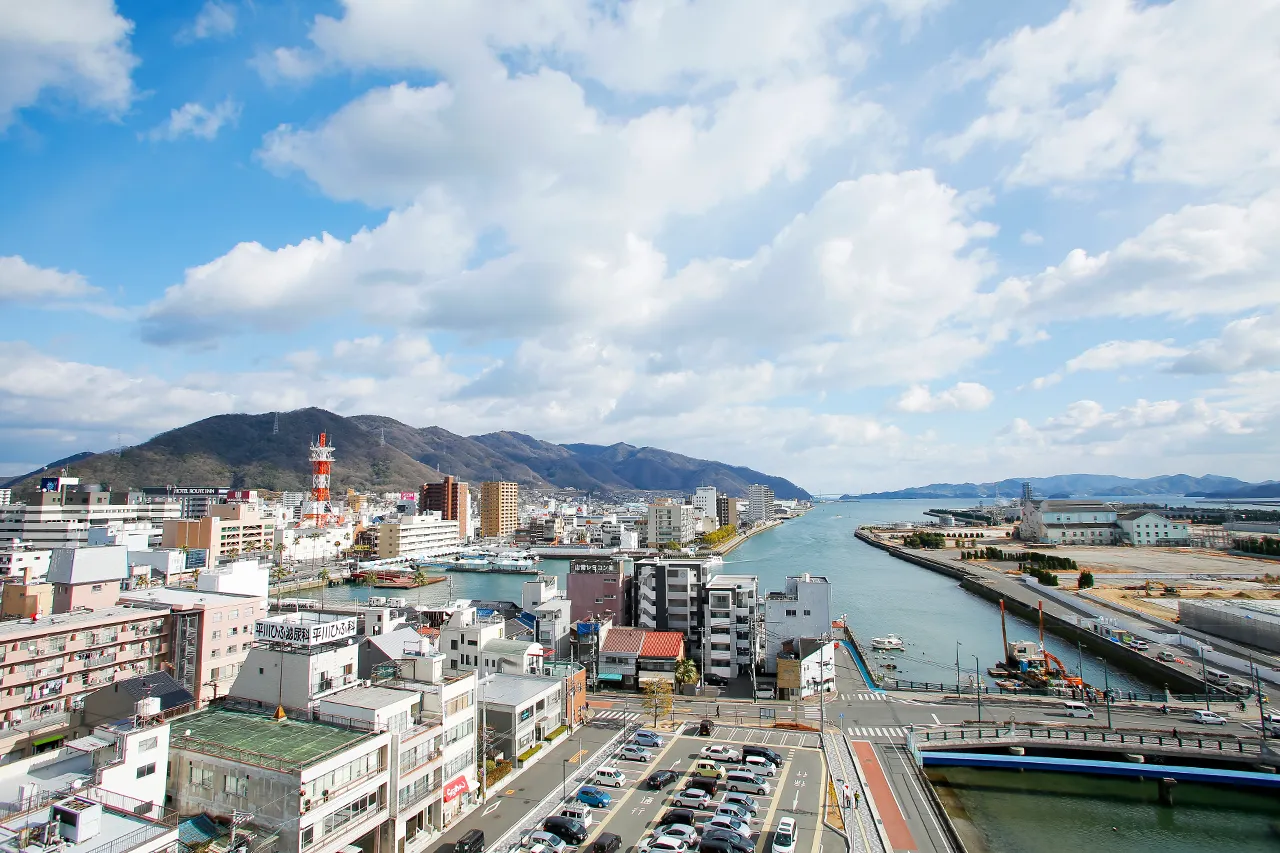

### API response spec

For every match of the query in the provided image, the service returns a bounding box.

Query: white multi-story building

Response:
[0,489,179,550]
[1116,512,1191,546]
[762,573,832,674]
[439,606,507,676]
[703,574,761,679]
[647,500,696,547]
[746,485,775,524]
[0,540,50,581]
[0,488,10,506]
[693,487,718,519]
[633,556,720,642]
[377,512,461,560]
[276,523,355,564]
[1020,500,1120,545]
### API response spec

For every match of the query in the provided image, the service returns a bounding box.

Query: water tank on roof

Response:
[135,697,161,718]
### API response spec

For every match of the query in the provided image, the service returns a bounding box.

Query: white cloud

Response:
[1064,339,1187,373]
[1019,229,1043,245]
[0,0,138,129]
[147,98,241,141]
[1172,313,1280,375]
[943,0,1280,190]
[0,255,101,303]
[894,381,993,413]
[182,1,236,42]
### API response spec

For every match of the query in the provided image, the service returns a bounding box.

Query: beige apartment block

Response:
[162,502,277,560]
[479,482,519,538]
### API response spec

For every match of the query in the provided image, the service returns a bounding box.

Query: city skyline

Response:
[2,1,1278,493]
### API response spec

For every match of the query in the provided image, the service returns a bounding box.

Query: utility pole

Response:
[973,655,982,723]
[480,676,489,801]
[955,641,961,698]
[1076,641,1084,681]
[749,609,759,701]
[1199,645,1211,711]
[1103,657,1113,729]
[1252,654,1266,740]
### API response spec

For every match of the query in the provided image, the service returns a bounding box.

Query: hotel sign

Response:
[253,617,357,647]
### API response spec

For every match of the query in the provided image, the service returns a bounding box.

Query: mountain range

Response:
[1,408,810,499]
[855,474,1278,500]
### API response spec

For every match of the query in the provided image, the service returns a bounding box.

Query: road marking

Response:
[891,745,948,848]
[482,801,500,815]
[567,748,590,764]
[931,714,941,726]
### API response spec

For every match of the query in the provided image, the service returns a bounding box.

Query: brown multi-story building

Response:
[479,482,519,538]
[161,502,277,561]
[421,475,470,541]
[716,494,739,529]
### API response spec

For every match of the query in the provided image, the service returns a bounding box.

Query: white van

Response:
[754,686,776,700]
[1062,701,1095,719]
[1205,669,1232,686]
[724,770,770,795]
[560,804,593,827]
[593,767,626,788]
[733,756,778,777]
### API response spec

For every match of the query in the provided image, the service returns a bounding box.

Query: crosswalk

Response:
[841,692,890,701]
[803,705,822,719]
[847,726,907,738]
[591,710,641,722]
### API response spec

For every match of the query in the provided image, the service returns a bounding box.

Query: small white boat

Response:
[871,634,906,651]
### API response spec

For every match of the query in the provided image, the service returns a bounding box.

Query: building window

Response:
[91,584,103,592]
[211,630,221,640]
[189,766,214,788]
[230,609,239,619]
[224,774,248,796]
[785,609,796,617]
[301,827,315,849]
[137,762,157,778]
[209,667,221,681]
[212,613,222,623]
[140,737,158,752]
[803,610,810,616]
[210,648,220,658]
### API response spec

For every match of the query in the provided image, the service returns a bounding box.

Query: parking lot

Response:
[534,722,828,853]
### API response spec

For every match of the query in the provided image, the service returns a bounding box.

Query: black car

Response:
[701,830,755,853]
[645,770,680,790]
[657,809,697,831]
[591,833,622,853]
[704,673,729,687]
[699,719,715,736]
[542,817,588,844]
[685,775,719,795]
[741,746,782,767]
[455,830,485,853]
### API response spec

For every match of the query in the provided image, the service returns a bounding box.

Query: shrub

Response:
[517,743,544,763]
[544,725,569,741]
[1078,571,1095,589]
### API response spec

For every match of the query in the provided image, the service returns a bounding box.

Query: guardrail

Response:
[882,679,1234,703]
[913,725,1266,757]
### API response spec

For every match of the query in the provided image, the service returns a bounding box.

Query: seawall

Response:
[854,528,1207,693]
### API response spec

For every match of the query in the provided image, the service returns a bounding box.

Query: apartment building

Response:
[478,672,563,763]
[0,487,179,550]
[0,541,49,581]
[646,500,696,547]
[118,587,267,706]
[479,482,519,538]
[703,574,760,679]
[566,557,631,623]
[161,502,277,561]
[716,495,739,529]
[438,607,507,676]
[746,485,775,524]
[0,488,10,506]
[420,476,471,543]
[762,574,831,674]
[632,556,719,642]
[1116,511,1191,546]
[0,606,169,759]
[376,512,461,560]
[48,545,138,613]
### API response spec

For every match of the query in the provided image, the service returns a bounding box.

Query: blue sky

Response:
[2,0,1278,492]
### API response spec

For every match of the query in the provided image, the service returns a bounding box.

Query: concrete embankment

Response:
[715,519,783,556]
[854,528,1208,693]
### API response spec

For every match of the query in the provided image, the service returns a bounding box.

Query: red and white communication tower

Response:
[303,432,335,526]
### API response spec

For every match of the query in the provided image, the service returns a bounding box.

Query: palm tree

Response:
[318,568,331,609]
[270,565,289,610]
[412,568,430,604]
[274,541,286,568]
[362,570,378,600]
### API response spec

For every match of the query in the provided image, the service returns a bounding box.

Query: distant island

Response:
[857,474,1278,500]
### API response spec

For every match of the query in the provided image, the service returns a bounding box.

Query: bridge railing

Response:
[913,725,1264,756]
[882,679,1234,704]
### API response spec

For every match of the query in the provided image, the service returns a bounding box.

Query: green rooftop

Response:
[173,708,372,771]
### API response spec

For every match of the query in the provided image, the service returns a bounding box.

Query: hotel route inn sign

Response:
[254,616,357,647]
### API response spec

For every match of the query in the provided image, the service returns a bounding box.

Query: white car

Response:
[593,767,626,787]
[650,825,700,846]
[638,836,692,853]
[704,816,751,840]
[527,832,567,853]
[733,757,777,777]
[671,789,712,809]
[700,745,743,762]
[773,818,796,853]
[1192,709,1227,725]
[620,745,655,762]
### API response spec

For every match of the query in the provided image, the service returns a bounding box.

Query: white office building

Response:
[1116,512,1191,546]
[377,512,461,560]
[746,485,775,524]
[1020,500,1120,545]
[693,487,718,520]
[633,556,721,642]
[762,574,832,674]
[703,574,761,679]
[646,500,696,547]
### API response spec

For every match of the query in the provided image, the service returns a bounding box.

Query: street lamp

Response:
[1103,657,1113,729]
[955,641,962,698]
[973,655,982,723]
[562,758,570,802]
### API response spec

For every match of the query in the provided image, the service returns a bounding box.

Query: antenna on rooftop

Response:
[273,412,280,436]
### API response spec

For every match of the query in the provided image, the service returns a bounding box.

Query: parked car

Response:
[772,818,796,853]
[576,786,612,808]
[686,776,720,795]
[714,803,752,823]
[593,767,626,788]
[528,831,568,853]
[699,719,715,736]
[704,816,751,840]
[519,844,555,853]
[645,770,680,790]
[638,837,692,853]
[657,810,698,832]
[704,673,729,687]
[693,760,727,779]
[634,730,664,748]
[754,687,776,700]
[719,793,759,815]
[700,831,754,853]
[724,771,770,795]
[733,757,777,777]
[1192,709,1227,725]
[700,745,743,762]
[455,829,485,853]
[672,788,713,809]
[621,745,655,762]
[542,817,588,844]
[590,834,622,853]
[559,804,593,827]
[741,746,782,767]
[651,826,700,846]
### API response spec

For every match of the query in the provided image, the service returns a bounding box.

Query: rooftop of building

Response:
[479,672,562,707]
[484,637,542,655]
[706,574,757,588]
[638,631,684,659]
[1181,599,1280,624]
[118,587,261,608]
[1037,500,1116,511]
[171,707,372,769]
[319,684,420,711]
[0,605,165,639]
[1117,511,1173,521]
[601,627,646,654]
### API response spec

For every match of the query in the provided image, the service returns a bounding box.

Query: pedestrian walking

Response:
[854,791,861,808]
[1173,727,1179,740]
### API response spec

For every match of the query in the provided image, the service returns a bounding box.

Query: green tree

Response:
[641,680,674,727]
[318,567,331,609]
[1078,570,1095,589]
[412,568,430,602]
[674,658,699,690]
